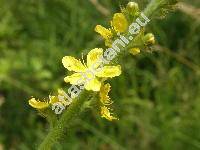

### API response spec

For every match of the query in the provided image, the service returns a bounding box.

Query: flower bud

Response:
[112,13,128,33]
[126,2,139,16]
[143,33,155,45]
[129,48,140,55]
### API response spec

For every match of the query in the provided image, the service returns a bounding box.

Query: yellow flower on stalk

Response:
[62,48,121,91]
[28,96,59,109]
[129,48,141,55]
[111,13,128,33]
[101,106,118,121]
[99,83,113,105]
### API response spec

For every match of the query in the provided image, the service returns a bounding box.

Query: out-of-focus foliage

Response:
[0,0,199,149]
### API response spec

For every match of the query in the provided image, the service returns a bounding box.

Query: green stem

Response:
[38,91,88,150]
[144,0,162,17]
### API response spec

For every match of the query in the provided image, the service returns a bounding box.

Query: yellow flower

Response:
[29,96,59,109]
[62,48,121,91]
[111,13,128,33]
[95,13,128,46]
[101,106,118,121]
[99,83,113,105]
[95,25,113,40]
[129,48,140,55]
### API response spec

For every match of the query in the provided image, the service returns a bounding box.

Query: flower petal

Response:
[62,56,86,72]
[49,96,59,104]
[87,48,103,68]
[64,73,83,85]
[28,98,49,109]
[84,78,101,91]
[96,65,121,78]
[100,106,118,121]
[112,13,128,33]
[95,25,113,40]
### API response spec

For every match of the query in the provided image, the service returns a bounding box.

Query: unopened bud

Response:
[144,33,155,45]
[126,2,139,16]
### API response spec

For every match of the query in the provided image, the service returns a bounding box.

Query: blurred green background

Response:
[0,0,200,149]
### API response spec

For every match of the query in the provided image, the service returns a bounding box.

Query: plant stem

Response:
[38,91,88,150]
[144,0,162,17]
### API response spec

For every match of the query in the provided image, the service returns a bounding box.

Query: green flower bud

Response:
[143,33,155,45]
[126,2,139,16]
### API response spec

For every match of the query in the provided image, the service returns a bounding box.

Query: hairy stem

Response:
[38,91,89,150]
[144,0,162,17]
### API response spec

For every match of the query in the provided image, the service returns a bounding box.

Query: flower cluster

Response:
[95,2,155,55]
[28,2,156,121]
[29,48,122,120]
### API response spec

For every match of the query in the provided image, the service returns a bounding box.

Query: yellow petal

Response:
[87,48,103,68]
[58,89,67,96]
[64,73,83,85]
[95,25,113,40]
[62,56,86,72]
[85,78,101,91]
[100,106,118,121]
[49,96,59,104]
[129,48,140,55]
[112,13,128,33]
[96,65,121,78]
[28,98,49,109]
[100,83,113,105]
